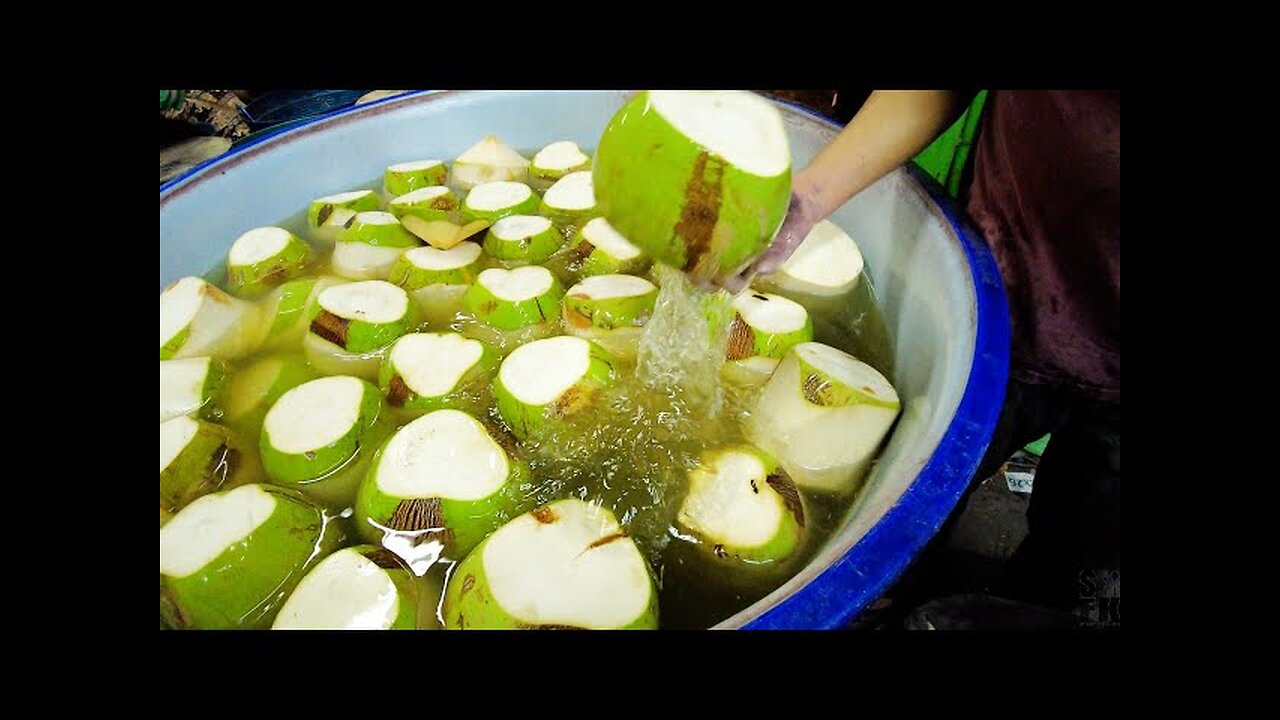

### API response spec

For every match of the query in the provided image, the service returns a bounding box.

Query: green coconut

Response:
[441,498,659,629]
[355,409,529,558]
[493,335,617,441]
[272,545,419,630]
[568,217,651,278]
[304,280,414,380]
[482,215,563,265]
[160,356,229,423]
[461,181,538,223]
[561,274,657,362]
[537,170,597,227]
[387,185,460,223]
[387,242,483,328]
[221,352,318,437]
[332,211,420,281]
[307,190,381,243]
[593,90,792,282]
[464,266,565,331]
[160,276,265,361]
[744,341,901,493]
[384,160,449,197]
[724,291,813,362]
[450,135,530,190]
[529,140,591,182]
[160,415,243,514]
[160,483,344,629]
[225,226,311,297]
[378,332,499,414]
[259,276,347,350]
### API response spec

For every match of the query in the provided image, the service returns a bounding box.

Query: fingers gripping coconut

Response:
[442,498,660,629]
[355,409,529,559]
[593,91,793,284]
[272,545,419,630]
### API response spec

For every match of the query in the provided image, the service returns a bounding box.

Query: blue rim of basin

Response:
[159,90,1012,630]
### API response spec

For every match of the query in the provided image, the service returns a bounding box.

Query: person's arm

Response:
[719,90,973,290]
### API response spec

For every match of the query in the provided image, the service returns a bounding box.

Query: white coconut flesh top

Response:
[734,356,781,374]
[477,266,554,301]
[322,208,357,227]
[533,141,588,170]
[581,217,641,260]
[390,186,452,206]
[352,211,399,227]
[332,241,403,273]
[492,215,552,240]
[160,357,212,422]
[318,281,408,322]
[272,548,400,630]
[733,292,808,334]
[389,159,443,173]
[375,409,509,500]
[159,484,277,577]
[160,277,209,346]
[391,333,485,397]
[264,376,367,453]
[456,135,529,168]
[160,415,200,472]
[679,449,784,548]
[403,242,481,270]
[649,90,790,178]
[465,182,532,211]
[571,274,655,300]
[795,342,898,403]
[779,220,865,289]
[482,499,651,628]
[500,336,591,405]
[316,189,375,205]
[542,171,595,210]
[229,227,295,266]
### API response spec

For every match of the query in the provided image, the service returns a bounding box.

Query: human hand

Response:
[714,192,816,294]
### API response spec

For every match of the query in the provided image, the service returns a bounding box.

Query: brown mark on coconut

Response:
[587,531,629,550]
[363,547,404,569]
[531,506,558,524]
[317,204,333,225]
[766,473,806,528]
[674,152,724,277]
[310,310,351,347]
[388,496,448,535]
[386,375,412,407]
[725,316,754,360]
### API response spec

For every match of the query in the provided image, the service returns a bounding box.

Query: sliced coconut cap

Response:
[649,90,790,178]
[401,242,481,271]
[465,181,533,211]
[374,409,509,501]
[160,415,200,472]
[456,135,529,168]
[794,342,899,406]
[570,274,655,300]
[159,484,277,578]
[388,159,444,173]
[391,186,452,205]
[160,277,206,348]
[581,217,641,260]
[679,448,787,548]
[317,280,409,323]
[499,336,591,405]
[272,548,401,630]
[476,266,555,302]
[316,190,376,205]
[390,333,486,397]
[778,220,864,289]
[264,376,367,454]
[733,292,808,334]
[491,215,553,240]
[160,357,213,422]
[533,141,589,171]
[542,171,595,210]
[228,227,295,266]
[351,211,400,227]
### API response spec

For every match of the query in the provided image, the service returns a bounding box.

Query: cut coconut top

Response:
[351,211,399,226]
[318,280,409,323]
[160,357,212,421]
[264,376,368,454]
[581,217,641,260]
[315,189,376,205]
[499,335,591,405]
[160,415,199,472]
[390,186,452,205]
[374,409,510,501]
[481,499,651,628]
[649,90,790,178]
[160,484,277,578]
[533,140,589,170]
[388,159,444,173]
[229,227,295,266]
[542,171,595,210]
[402,242,481,270]
[273,548,401,630]
[476,266,555,301]
[465,181,533,211]
[794,342,899,403]
[491,215,553,239]
[679,447,785,548]
[390,333,486,397]
[569,274,656,300]
[778,219,864,289]
[456,135,529,168]
[733,292,808,334]
[160,277,209,346]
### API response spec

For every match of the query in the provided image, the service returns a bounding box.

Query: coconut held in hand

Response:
[593,90,792,283]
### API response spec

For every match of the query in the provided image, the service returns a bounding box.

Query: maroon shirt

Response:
[965,90,1120,402]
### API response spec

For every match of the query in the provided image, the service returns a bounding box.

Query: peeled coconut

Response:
[537,170,596,227]
[493,335,617,440]
[461,181,538,223]
[561,274,657,362]
[377,332,499,414]
[387,242,483,327]
[258,275,346,350]
[160,276,265,360]
[483,215,563,264]
[332,211,420,281]
[304,280,414,380]
[226,226,311,296]
[272,545,419,630]
[307,190,381,243]
[387,185,460,223]
[160,356,228,423]
[568,217,650,277]
[760,219,865,298]
[744,342,901,493]
[441,498,659,629]
[384,160,449,197]
[593,90,792,281]
[464,266,564,331]
[450,135,530,190]
[160,415,242,514]
[724,291,813,361]
[530,140,591,181]
[221,352,318,437]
